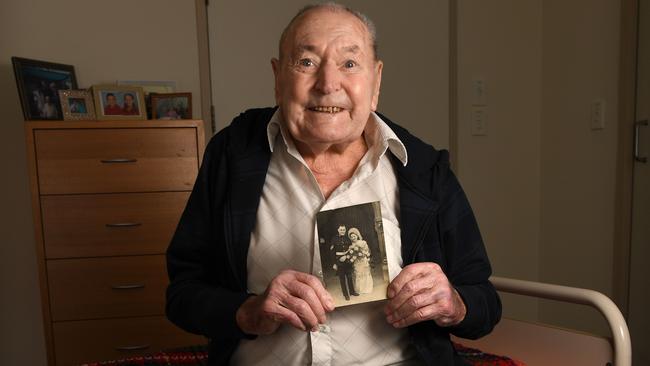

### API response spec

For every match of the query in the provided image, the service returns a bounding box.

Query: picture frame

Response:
[91,84,147,120]
[151,92,192,120]
[117,80,176,119]
[11,57,78,120]
[58,89,96,121]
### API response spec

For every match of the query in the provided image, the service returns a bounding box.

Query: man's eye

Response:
[344,60,357,68]
[299,59,314,67]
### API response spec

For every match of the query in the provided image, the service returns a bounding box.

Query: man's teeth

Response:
[311,106,342,113]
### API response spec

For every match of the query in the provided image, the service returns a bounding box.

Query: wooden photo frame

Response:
[92,84,146,120]
[58,89,96,121]
[151,92,192,120]
[11,57,78,120]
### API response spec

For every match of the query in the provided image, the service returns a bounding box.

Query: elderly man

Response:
[166,3,501,366]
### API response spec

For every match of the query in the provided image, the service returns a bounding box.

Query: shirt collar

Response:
[266,109,408,167]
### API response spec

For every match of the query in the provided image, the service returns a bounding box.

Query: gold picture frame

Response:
[58,89,96,121]
[92,84,146,120]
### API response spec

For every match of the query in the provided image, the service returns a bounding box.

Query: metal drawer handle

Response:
[115,344,151,351]
[100,158,138,163]
[111,284,145,290]
[105,222,142,228]
[635,120,648,163]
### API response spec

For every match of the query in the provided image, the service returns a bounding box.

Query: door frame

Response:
[195,0,213,137]
[613,0,639,317]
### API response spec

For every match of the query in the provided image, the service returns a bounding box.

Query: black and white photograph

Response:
[316,201,389,307]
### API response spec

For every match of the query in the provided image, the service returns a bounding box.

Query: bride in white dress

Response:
[347,228,373,294]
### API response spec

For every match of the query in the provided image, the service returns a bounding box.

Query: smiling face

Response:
[272,8,383,151]
[124,94,134,107]
[106,94,117,107]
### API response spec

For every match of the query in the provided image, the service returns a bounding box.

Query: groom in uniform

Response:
[330,225,357,300]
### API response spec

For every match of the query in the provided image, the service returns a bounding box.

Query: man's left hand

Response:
[384,262,466,328]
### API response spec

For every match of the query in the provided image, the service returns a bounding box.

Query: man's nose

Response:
[314,62,341,94]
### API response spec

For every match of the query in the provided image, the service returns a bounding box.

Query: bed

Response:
[81,276,631,366]
[452,276,632,366]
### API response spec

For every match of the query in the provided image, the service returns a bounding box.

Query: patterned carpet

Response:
[80,343,524,366]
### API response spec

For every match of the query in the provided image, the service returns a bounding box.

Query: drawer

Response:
[35,128,198,194]
[48,255,167,321]
[41,192,188,258]
[53,316,204,366]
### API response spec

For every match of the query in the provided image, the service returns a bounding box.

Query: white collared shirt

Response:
[230,110,419,366]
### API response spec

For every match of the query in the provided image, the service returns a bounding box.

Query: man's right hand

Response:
[235,269,335,335]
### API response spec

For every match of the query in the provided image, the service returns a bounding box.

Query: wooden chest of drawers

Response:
[25,120,206,365]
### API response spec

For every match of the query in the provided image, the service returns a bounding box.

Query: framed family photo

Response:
[151,92,192,120]
[118,80,177,118]
[316,202,390,307]
[12,57,78,120]
[58,89,95,121]
[92,85,146,120]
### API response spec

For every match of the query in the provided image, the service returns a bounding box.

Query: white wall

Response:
[0,1,201,364]
[457,0,621,336]
[208,0,450,148]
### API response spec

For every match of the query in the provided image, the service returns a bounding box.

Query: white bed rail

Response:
[490,276,632,366]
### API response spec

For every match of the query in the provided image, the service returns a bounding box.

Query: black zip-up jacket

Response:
[166,107,501,365]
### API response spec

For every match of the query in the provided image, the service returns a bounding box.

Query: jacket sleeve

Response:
[434,151,502,340]
[165,130,252,341]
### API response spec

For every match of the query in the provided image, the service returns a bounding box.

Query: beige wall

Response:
[456,0,543,321]
[0,1,200,364]
[208,0,450,148]
[457,0,620,336]
[539,0,620,335]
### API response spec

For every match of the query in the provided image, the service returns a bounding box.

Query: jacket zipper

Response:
[223,196,245,290]
[407,211,437,264]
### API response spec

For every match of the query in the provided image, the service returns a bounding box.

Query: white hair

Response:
[278,2,379,60]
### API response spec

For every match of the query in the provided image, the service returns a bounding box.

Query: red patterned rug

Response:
[80,343,525,366]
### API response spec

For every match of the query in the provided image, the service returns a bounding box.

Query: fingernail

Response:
[311,325,319,332]
[387,289,394,298]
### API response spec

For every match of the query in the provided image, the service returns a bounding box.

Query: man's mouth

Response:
[309,106,343,113]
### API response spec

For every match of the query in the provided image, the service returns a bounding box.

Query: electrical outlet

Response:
[471,106,488,136]
[591,99,605,130]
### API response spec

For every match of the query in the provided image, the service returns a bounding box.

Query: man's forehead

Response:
[284,9,371,53]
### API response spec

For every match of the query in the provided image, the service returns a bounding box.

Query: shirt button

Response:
[318,324,331,333]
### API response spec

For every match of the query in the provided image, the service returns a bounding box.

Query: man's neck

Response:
[296,136,368,199]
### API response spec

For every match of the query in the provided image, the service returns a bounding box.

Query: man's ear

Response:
[271,58,281,103]
[371,60,383,111]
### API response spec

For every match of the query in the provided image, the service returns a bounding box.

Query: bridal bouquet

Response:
[341,243,370,264]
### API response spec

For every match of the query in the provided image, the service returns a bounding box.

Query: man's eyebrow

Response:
[295,44,317,54]
[293,44,361,55]
[341,45,361,54]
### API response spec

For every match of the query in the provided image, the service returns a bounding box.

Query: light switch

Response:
[472,78,487,106]
[471,106,488,136]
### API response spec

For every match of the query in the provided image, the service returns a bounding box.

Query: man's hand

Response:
[236,270,335,335]
[384,263,466,328]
